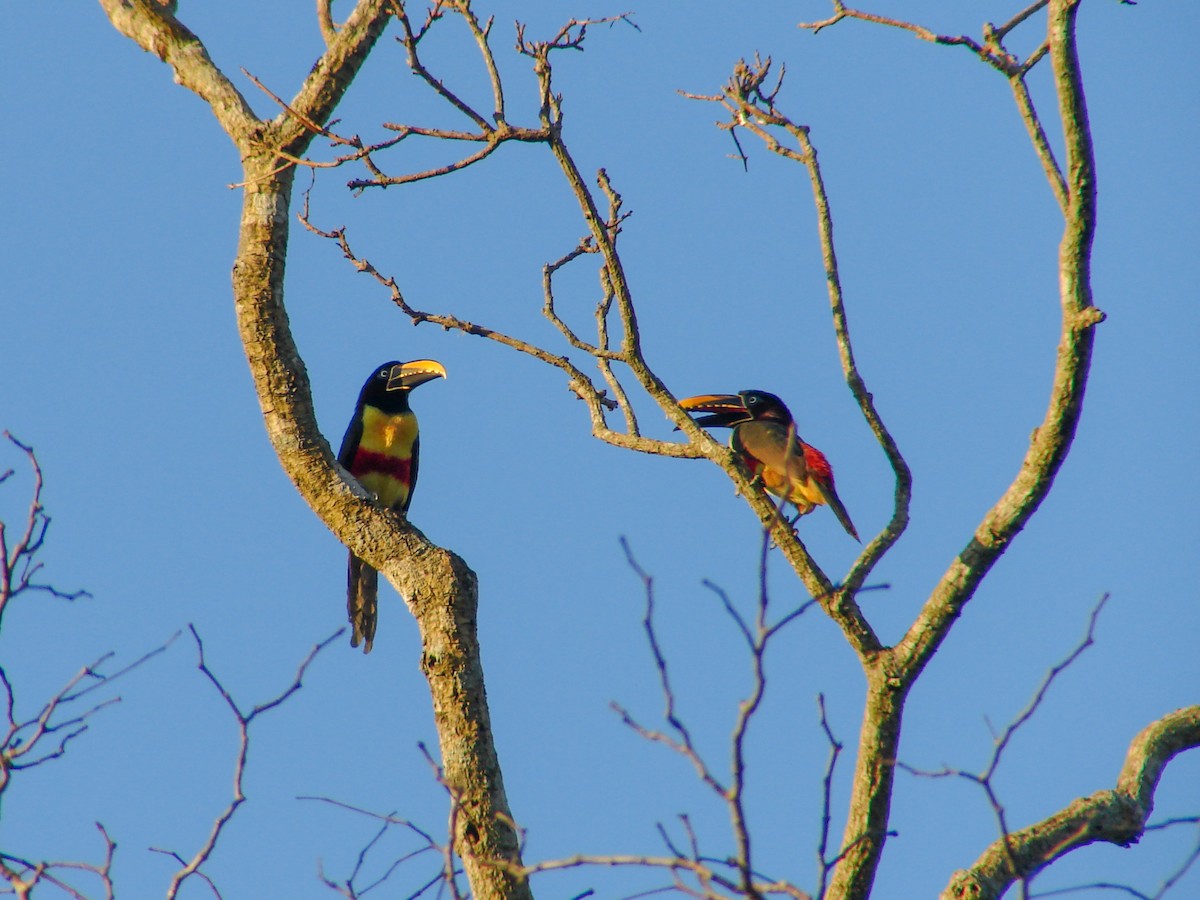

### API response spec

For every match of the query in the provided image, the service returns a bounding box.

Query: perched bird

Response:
[679,390,860,541]
[337,359,447,652]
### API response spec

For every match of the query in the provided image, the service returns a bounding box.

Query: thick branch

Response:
[99,0,393,161]
[274,0,394,155]
[893,0,1102,684]
[231,159,529,900]
[97,4,531,898]
[785,2,1102,897]
[942,706,1200,899]
[96,0,261,145]
[825,660,906,899]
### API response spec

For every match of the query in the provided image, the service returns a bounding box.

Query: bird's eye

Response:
[747,395,758,405]
[378,369,388,379]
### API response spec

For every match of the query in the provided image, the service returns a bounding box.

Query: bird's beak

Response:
[678,393,752,428]
[387,359,448,391]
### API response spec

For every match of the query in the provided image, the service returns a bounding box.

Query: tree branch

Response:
[599,538,823,899]
[96,4,532,898]
[275,0,393,154]
[798,2,1068,212]
[736,3,1105,896]
[900,595,1110,895]
[300,794,446,896]
[155,626,338,899]
[942,706,1200,899]
[317,0,338,47]
[894,0,1103,685]
[0,433,92,628]
[95,0,261,145]
[682,55,911,614]
[0,822,116,900]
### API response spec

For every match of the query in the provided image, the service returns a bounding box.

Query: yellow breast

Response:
[359,405,418,455]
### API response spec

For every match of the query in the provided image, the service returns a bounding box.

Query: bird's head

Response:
[679,389,793,428]
[360,359,447,407]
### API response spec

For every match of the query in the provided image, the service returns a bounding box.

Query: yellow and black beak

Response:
[386,359,447,392]
[679,393,752,429]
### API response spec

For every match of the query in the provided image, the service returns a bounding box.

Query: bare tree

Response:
[0,433,148,898]
[94,4,531,898]
[0,436,339,899]
[61,1,1200,898]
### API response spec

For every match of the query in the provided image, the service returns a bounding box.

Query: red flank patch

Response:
[802,444,833,482]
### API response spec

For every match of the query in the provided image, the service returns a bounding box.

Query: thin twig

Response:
[1,433,91,628]
[814,694,843,899]
[158,627,340,899]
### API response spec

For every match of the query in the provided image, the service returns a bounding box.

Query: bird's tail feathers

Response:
[819,485,861,542]
[348,552,379,653]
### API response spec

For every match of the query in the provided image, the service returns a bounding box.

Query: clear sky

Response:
[3,2,1197,897]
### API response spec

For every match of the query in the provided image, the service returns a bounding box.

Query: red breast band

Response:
[351,447,412,483]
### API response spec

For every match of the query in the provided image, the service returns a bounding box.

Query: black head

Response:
[679,389,794,428]
[737,390,793,423]
[358,359,447,409]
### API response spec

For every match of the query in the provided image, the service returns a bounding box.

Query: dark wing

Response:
[337,402,365,469]
[402,433,420,512]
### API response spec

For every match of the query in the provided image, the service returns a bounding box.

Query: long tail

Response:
[347,551,378,653]
[819,483,861,542]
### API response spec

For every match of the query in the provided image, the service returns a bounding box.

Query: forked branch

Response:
[153,626,339,900]
[294,7,872,653]
[682,55,912,603]
[798,3,1067,218]
[0,433,91,628]
[300,794,451,896]
[0,823,117,900]
[96,4,533,899]
[942,706,1200,900]
[799,1,1047,76]
[894,0,1103,685]
[688,2,1106,897]
[902,595,1110,895]
[594,538,821,899]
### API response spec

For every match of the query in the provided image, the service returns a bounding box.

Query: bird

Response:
[337,359,447,652]
[679,390,860,541]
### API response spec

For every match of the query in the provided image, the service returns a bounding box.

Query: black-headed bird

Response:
[338,359,447,652]
[679,390,860,541]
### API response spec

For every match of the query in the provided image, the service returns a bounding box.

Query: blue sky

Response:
[2,2,1197,897]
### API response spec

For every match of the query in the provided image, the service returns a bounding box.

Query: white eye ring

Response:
[378,369,388,379]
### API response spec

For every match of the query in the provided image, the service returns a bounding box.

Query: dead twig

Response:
[0,433,91,628]
[153,626,340,899]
